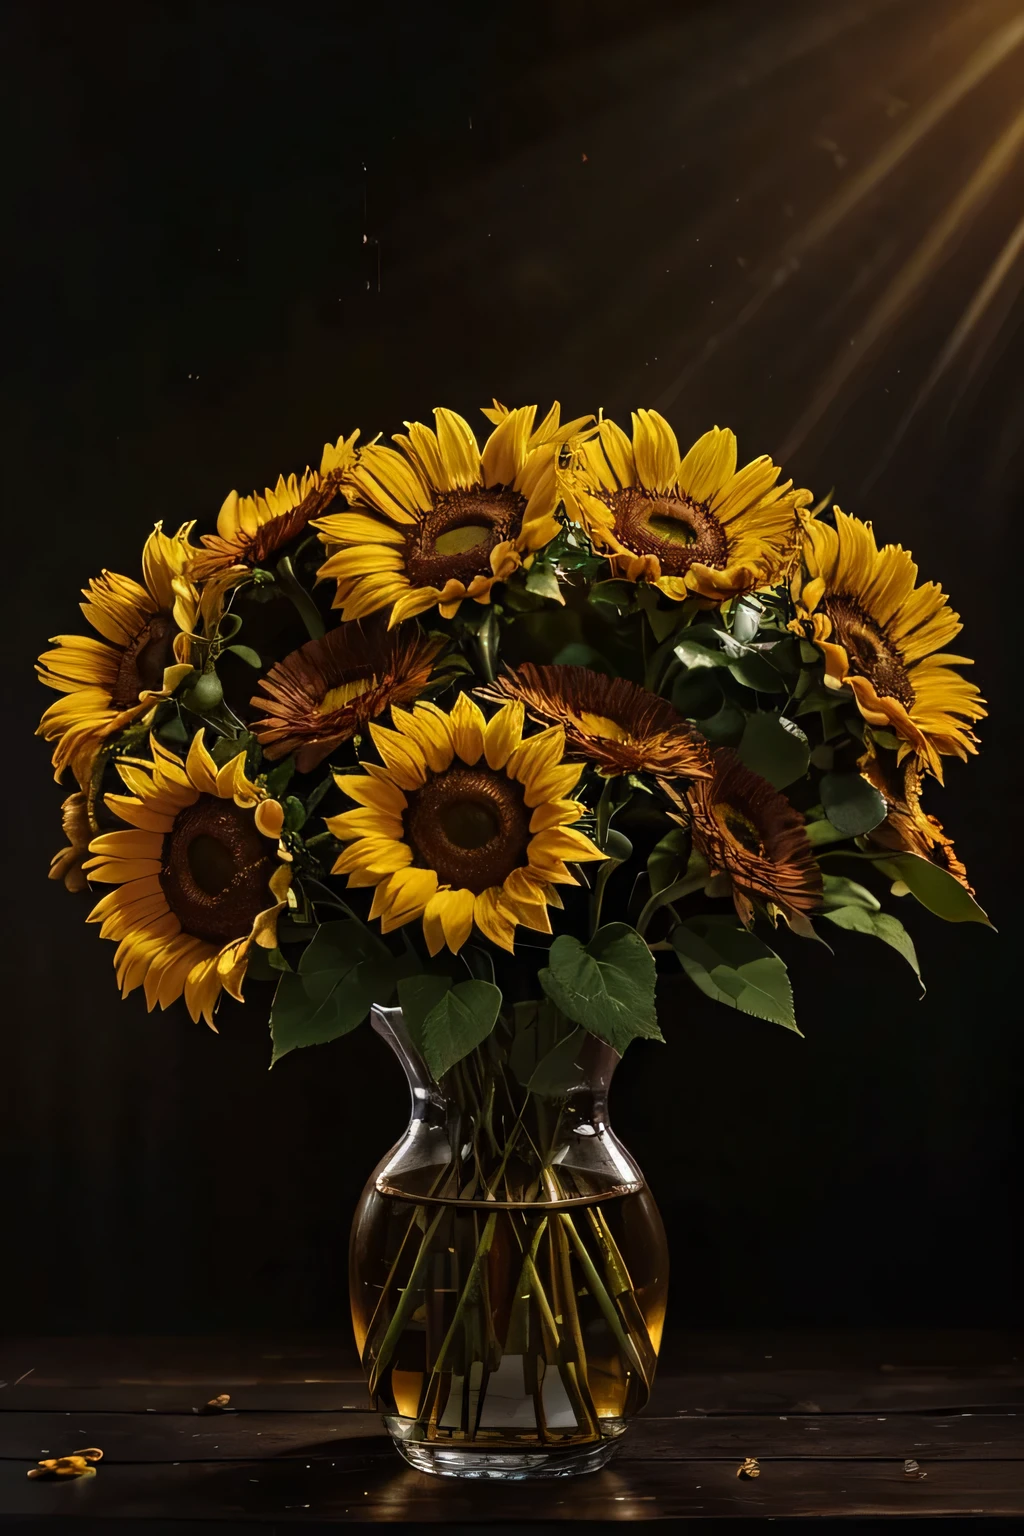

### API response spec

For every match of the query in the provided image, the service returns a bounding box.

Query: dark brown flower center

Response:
[110,610,180,709]
[604,487,729,573]
[161,796,276,944]
[248,485,336,565]
[825,594,914,708]
[404,488,526,589]
[717,803,765,857]
[404,765,530,894]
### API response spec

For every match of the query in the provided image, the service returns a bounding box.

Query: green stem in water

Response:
[368,1205,448,1399]
[558,1211,652,1393]
[276,554,325,641]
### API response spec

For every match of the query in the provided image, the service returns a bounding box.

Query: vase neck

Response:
[369,1003,641,1207]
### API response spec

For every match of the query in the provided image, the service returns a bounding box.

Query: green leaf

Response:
[820,771,886,836]
[217,612,244,639]
[528,1027,590,1098]
[587,579,636,613]
[269,919,395,1063]
[283,795,307,831]
[720,635,789,692]
[227,643,262,668]
[670,915,799,1032]
[736,713,809,789]
[539,923,662,1053]
[421,980,503,1079]
[524,562,564,605]
[696,700,746,747]
[805,814,849,846]
[264,756,296,798]
[822,906,924,993]
[671,667,722,719]
[397,974,453,1056]
[673,637,728,672]
[821,874,880,911]
[875,854,993,926]
[637,585,683,642]
[648,827,688,897]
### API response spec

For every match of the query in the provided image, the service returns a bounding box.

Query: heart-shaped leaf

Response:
[539,923,662,1053]
[421,980,503,1080]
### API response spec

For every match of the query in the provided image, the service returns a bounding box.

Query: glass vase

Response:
[349,1003,668,1480]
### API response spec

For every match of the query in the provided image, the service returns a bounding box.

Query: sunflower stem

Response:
[275,555,325,641]
[635,874,706,938]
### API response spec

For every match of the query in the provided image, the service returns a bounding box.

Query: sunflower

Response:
[313,404,590,627]
[559,410,812,603]
[188,431,358,582]
[682,749,822,928]
[37,523,199,784]
[478,663,712,781]
[83,734,292,1026]
[326,694,604,954]
[791,510,985,782]
[49,792,93,893]
[860,744,972,892]
[250,622,444,772]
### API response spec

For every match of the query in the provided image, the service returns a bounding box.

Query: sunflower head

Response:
[37,522,199,784]
[479,663,712,782]
[83,734,291,1026]
[49,791,94,893]
[188,452,354,583]
[684,748,822,929]
[559,410,812,603]
[313,404,591,628]
[250,622,444,772]
[860,743,973,893]
[792,509,986,782]
[326,694,604,955]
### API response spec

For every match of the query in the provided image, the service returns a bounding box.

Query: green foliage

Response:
[539,923,663,1053]
[508,1000,586,1098]
[269,920,399,1064]
[420,981,503,1080]
[524,561,564,604]
[820,771,887,836]
[227,644,262,668]
[737,712,810,789]
[670,915,798,1032]
[822,905,924,993]
[876,854,993,926]
[821,874,880,911]
[648,827,688,897]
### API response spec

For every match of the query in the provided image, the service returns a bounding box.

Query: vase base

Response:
[387,1424,623,1480]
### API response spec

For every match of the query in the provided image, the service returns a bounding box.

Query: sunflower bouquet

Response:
[37,401,989,1467]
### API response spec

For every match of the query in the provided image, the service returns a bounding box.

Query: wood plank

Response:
[2,1454,1023,1521]
[3,1329,1020,1385]
[3,1410,1024,1464]
[5,1367,1022,1416]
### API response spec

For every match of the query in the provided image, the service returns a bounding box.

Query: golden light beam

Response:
[779,104,1024,460]
[896,211,1024,434]
[656,9,1024,410]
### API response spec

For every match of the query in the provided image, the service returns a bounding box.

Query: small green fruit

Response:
[183,671,224,713]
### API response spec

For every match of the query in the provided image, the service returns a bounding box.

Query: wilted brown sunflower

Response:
[249,623,444,772]
[860,744,972,893]
[684,749,822,928]
[479,663,712,781]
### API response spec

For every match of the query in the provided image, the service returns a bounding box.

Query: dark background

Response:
[2,0,1020,1336]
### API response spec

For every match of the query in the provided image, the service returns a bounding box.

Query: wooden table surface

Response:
[1,1332,1022,1528]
